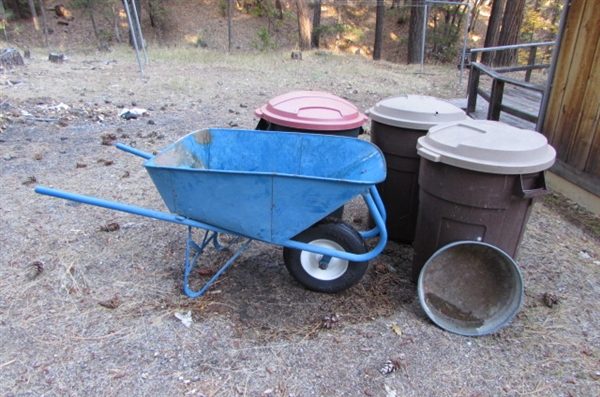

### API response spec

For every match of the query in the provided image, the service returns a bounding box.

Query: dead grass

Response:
[1,47,599,396]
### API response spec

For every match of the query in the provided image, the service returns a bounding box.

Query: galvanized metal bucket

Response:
[418,241,523,336]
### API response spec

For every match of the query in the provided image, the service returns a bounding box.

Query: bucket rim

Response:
[417,240,524,337]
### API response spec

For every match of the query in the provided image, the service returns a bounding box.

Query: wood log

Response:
[53,5,74,20]
[0,48,25,69]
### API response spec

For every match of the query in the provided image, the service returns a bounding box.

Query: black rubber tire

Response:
[283,218,368,293]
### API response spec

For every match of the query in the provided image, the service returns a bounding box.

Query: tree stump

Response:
[0,48,25,69]
[49,53,65,64]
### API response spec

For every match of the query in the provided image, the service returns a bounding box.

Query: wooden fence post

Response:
[467,65,481,115]
[488,78,505,121]
[525,46,537,82]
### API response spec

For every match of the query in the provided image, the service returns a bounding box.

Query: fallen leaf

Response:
[174,311,193,327]
[384,384,397,397]
[198,268,216,276]
[98,295,122,309]
[22,176,37,185]
[100,222,120,232]
[391,324,402,336]
[27,261,44,280]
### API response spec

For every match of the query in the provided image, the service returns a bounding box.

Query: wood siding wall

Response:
[543,0,600,196]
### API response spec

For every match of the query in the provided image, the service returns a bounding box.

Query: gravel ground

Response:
[1,47,599,397]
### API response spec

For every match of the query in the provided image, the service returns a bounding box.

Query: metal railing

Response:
[465,41,555,123]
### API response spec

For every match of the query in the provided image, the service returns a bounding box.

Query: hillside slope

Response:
[5,0,411,62]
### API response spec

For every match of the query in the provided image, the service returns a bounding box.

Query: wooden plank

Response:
[467,66,480,114]
[551,159,600,198]
[567,2,600,170]
[450,94,537,130]
[470,62,545,92]
[501,86,542,121]
[488,79,505,121]
[568,24,600,172]
[474,85,541,124]
[549,1,597,162]
[584,102,600,176]
[543,1,585,144]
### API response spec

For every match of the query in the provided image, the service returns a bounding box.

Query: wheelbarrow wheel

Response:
[283,218,368,293]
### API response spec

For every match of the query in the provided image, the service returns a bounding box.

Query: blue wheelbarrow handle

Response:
[34,186,241,236]
[35,185,388,263]
[116,143,152,159]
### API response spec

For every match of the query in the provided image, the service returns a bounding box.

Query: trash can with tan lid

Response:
[367,95,467,243]
[412,119,556,281]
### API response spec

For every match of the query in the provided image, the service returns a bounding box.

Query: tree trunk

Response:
[334,4,342,49]
[296,0,311,51]
[373,0,385,60]
[38,0,48,47]
[3,0,26,19]
[311,0,321,49]
[228,0,233,51]
[275,0,284,20]
[88,0,99,40]
[0,1,8,41]
[494,0,525,66]
[469,0,486,33]
[148,0,165,46]
[407,0,425,64]
[481,0,506,65]
[113,4,122,43]
[27,0,39,30]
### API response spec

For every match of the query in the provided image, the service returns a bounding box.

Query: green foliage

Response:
[427,5,467,63]
[0,11,9,33]
[242,0,272,18]
[521,2,561,42]
[518,1,562,65]
[69,0,122,28]
[96,28,114,42]
[194,31,208,48]
[312,23,345,38]
[252,27,277,50]
[219,0,228,18]
[313,23,364,47]
[147,0,169,20]
[389,7,410,25]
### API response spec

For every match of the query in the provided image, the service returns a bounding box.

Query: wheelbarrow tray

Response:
[144,128,386,245]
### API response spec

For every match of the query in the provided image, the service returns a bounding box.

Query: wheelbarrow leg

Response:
[183,226,253,298]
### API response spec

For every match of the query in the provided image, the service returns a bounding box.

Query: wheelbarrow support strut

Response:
[183,227,252,298]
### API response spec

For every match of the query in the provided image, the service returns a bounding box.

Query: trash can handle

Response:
[417,147,442,162]
[515,172,548,199]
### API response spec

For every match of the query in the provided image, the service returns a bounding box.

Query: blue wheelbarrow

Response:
[35,128,388,297]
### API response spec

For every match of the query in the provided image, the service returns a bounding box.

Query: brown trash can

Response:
[367,95,467,243]
[412,120,556,282]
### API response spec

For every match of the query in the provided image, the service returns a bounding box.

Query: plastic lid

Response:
[255,91,367,131]
[367,94,466,130]
[417,119,556,174]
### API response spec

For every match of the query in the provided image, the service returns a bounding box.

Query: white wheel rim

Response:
[300,239,348,281]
